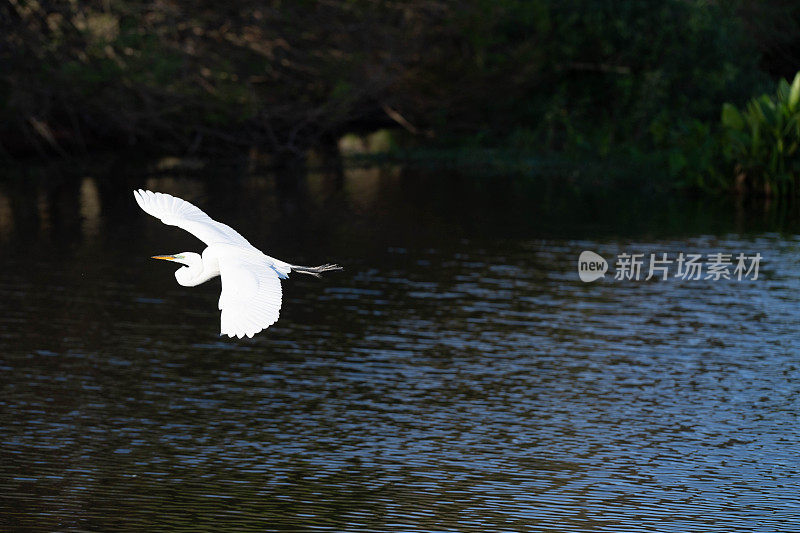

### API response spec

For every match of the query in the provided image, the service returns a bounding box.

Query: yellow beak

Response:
[151,255,176,261]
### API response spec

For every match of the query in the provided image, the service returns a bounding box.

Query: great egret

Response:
[133,189,342,338]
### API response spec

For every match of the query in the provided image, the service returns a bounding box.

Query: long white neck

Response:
[174,251,220,287]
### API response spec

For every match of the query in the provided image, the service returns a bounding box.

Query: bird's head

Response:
[151,252,204,286]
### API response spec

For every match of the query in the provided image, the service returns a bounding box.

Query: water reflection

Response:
[1,160,800,531]
[0,189,12,240]
[342,165,401,211]
[79,177,102,238]
[36,188,51,234]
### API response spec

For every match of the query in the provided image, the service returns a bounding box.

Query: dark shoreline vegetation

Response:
[3,1,800,196]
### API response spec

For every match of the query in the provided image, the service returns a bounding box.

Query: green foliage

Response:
[409,0,766,155]
[660,119,727,193]
[720,72,800,196]
[0,0,781,167]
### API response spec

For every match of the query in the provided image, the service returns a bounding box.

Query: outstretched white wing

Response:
[133,189,254,249]
[218,254,283,338]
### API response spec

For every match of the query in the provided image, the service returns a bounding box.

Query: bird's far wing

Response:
[133,189,254,248]
[218,253,283,338]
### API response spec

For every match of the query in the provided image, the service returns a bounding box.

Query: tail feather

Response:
[291,263,343,278]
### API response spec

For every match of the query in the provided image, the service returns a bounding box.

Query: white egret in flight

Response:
[134,189,342,338]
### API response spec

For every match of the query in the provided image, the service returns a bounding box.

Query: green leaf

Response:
[789,71,800,111]
[757,96,779,127]
[778,79,791,102]
[721,103,745,131]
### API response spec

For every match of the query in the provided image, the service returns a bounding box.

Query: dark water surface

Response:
[1,161,799,531]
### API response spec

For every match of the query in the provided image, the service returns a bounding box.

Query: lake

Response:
[1,158,799,531]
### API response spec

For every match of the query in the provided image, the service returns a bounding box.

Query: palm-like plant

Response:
[721,72,800,196]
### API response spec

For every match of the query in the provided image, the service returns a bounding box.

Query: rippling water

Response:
[1,161,799,531]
